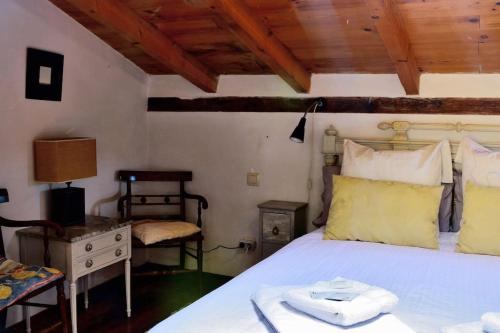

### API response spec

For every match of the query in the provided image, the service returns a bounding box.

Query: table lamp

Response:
[34,138,97,226]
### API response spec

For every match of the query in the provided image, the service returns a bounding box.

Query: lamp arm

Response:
[303,99,323,118]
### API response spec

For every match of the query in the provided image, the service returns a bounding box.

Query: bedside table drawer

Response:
[75,244,128,275]
[73,227,128,259]
[262,213,291,242]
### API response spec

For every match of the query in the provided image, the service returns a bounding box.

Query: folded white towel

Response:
[282,277,399,326]
[483,312,500,333]
[441,321,483,333]
[252,284,415,333]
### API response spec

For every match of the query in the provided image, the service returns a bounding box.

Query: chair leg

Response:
[0,309,6,332]
[56,280,69,333]
[23,305,31,333]
[197,238,203,293]
[179,242,186,269]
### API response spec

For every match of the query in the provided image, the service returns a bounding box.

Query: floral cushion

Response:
[0,257,64,310]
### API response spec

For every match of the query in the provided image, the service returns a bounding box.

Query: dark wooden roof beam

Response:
[188,0,311,93]
[52,0,219,92]
[365,0,420,95]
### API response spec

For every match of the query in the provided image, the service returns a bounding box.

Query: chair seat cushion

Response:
[132,220,201,245]
[0,257,63,310]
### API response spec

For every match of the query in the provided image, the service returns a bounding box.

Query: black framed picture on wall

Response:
[25,47,64,101]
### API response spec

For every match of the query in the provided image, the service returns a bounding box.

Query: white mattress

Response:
[150,229,500,333]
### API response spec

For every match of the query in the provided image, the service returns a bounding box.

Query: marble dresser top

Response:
[16,215,131,243]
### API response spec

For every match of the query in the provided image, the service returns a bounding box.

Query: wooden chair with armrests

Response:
[0,188,69,332]
[117,171,208,282]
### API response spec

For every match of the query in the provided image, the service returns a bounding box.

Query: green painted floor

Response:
[8,270,232,333]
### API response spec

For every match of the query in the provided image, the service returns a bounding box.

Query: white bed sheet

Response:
[150,230,500,333]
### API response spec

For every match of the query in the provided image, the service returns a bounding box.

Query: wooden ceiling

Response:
[49,0,500,94]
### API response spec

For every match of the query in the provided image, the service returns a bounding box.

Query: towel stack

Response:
[283,278,398,326]
[483,313,500,333]
[252,277,415,333]
[442,312,500,333]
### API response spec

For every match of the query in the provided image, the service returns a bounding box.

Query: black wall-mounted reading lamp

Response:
[289,98,327,143]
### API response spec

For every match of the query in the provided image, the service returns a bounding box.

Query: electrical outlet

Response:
[239,239,257,252]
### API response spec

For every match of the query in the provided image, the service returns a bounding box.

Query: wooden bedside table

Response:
[17,215,131,333]
[257,201,308,259]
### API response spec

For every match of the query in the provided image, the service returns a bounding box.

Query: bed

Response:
[150,229,500,332]
[150,120,500,333]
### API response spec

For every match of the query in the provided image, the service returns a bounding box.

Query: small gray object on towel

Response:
[310,291,360,302]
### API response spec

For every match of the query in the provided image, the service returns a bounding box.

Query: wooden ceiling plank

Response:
[53,0,219,92]
[208,0,311,92]
[365,0,420,94]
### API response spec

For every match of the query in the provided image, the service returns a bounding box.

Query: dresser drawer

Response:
[75,244,128,276]
[73,227,128,259]
[262,212,291,242]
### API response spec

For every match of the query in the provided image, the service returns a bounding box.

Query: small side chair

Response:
[0,189,69,332]
[117,171,208,281]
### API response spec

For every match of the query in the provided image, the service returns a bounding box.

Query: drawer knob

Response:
[115,249,122,257]
[85,259,93,268]
[85,243,93,252]
[272,226,280,235]
[115,233,122,242]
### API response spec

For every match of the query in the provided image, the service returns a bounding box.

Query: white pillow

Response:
[341,139,453,186]
[455,137,500,190]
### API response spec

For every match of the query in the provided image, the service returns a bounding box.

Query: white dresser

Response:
[17,216,132,333]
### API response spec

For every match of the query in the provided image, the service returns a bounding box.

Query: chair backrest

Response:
[117,171,192,221]
[0,231,4,259]
[0,189,8,258]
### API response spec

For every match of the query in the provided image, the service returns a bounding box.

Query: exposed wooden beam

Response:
[200,0,311,93]
[365,0,420,95]
[148,96,500,115]
[52,0,219,92]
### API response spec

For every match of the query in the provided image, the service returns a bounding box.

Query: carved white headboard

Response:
[322,120,500,167]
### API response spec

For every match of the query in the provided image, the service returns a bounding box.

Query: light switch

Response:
[247,171,260,186]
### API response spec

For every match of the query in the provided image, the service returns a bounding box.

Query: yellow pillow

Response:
[324,176,443,249]
[457,182,500,256]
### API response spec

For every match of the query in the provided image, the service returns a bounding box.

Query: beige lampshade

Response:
[34,138,97,183]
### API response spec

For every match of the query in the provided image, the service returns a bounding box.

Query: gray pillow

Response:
[439,182,453,232]
[451,170,463,232]
[312,165,341,227]
[313,165,454,232]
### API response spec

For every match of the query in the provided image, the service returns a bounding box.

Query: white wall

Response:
[148,74,407,97]
[0,0,148,325]
[149,73,500,98]
[147,74,500,277]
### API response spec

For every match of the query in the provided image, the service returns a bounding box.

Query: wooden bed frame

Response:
[321,120,500,167]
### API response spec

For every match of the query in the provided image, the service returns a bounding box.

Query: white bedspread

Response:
[150,229,500,333]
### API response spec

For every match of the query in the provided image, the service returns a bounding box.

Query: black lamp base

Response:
[50,186,85,226]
